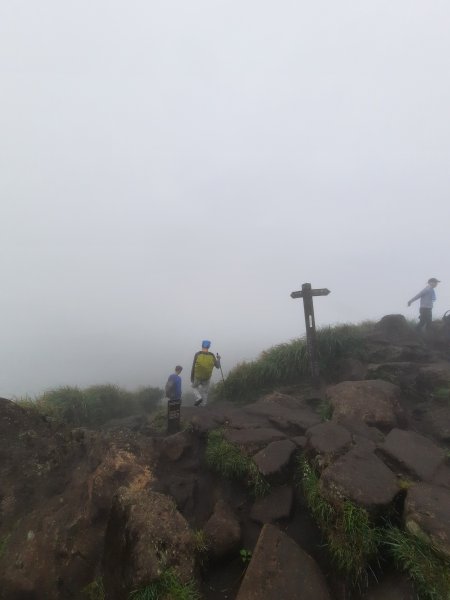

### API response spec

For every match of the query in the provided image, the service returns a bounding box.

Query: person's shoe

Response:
[194,398,203,407]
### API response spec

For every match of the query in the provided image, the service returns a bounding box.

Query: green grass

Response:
[14,384,164,427]
[385,528,450,600]
[213,322,373,403]
[82,578,105,600]
[129,568,200,600]
[0,534,11,559]
[298,456,382,588]
[205,429,270,497]
[192,529,209,557]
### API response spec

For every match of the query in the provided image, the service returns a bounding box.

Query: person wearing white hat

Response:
[408,278,440,331]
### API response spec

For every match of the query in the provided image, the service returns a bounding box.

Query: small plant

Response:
[82,578,105,600]
[298,456,382,589]
[205,429,270,497]
[0,533,11,559]
[240,548,252,564]
[129,568,200,600]
[432,387,450,401]
[318,399,333,421]
[150,408,167,432]
[193,529,209,566]
[385,527,450,600]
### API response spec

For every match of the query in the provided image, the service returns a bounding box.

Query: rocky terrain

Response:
[1,314,450,599]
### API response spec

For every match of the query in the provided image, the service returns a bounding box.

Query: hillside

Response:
[1,314,450,600]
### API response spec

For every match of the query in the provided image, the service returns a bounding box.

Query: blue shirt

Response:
[167,373,182,399]
[409,285,436,309]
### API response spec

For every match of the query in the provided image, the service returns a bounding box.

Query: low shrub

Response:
[298,456,382,588]
[213,322,373,403]
[385,528,450,600]
[129,568,200,600]
[15,384,164,428]
[205,429,270,497]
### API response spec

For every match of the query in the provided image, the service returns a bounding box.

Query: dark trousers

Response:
[417,307,432,330]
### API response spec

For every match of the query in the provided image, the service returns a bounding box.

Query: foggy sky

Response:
[1,1,449,398]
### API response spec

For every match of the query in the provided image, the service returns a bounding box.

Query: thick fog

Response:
[1,1,449,397]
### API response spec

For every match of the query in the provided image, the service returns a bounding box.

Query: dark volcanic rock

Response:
[361,573,415,600]
[328,380,404,431]
[423,406,450,443]
[378,428,445,482]
[416,362,450,391]
[366,361,421,389]
[103,488,195,600]
[223,428,286,455]
[252,439,296,480]
[244,393,321,435]
[404,483,450,559]
[250,486,294,524]
[236,524,332,600]
[161,431,192,461]
[204,499,241,560]
[320,448,399,512]
[306,421,352,460]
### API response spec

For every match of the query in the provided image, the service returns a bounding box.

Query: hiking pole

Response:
[216,352,227,402]
[216,353,225,385]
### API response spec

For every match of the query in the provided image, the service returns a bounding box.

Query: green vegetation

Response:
[129,568,200,600]
[318,399,333,421]
[192,529,209,562]
[213,323,372,403]
[0,533,11,559]
[298,456,382,588]
[385,528,450,600]
[205,429,270,497]
[82,578,105,600]
[15,384,164,427]
[432,387,450,401]
[239,548,252,564]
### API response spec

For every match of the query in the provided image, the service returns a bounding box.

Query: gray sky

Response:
[1,1,449,398]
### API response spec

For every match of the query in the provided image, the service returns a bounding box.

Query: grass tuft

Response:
[385,528,450,600]
[298,456,381,589]
[82,578,105,600]
[205,430,270,497]
[129,568,200,600]
[213,322,373,403]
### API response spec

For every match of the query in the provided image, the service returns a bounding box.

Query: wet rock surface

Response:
[235,524,332,600]
[1,315,450,600]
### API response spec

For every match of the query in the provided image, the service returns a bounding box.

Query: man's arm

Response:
[191,352,200,382]
[214,353,221,368]
[408,287,427,306]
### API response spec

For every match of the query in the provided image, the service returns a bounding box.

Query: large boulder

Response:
[320,448,399,513]
[366,362,421,389]
[366,315,428,362]
[203,499,241,560]
[416,362,450,391]
[250,486,294,524]
[244,393,321,435]
[252,440,297,481]
[328,380,405,431]
[378,429,445,482]
[305,421,352,465]
[102,488,196,600]
[423,406,450,443]
[404,483,450,560]
[223,428,286,455]
[236,524,332,600]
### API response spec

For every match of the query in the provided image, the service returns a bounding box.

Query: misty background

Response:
[1,1,449,398]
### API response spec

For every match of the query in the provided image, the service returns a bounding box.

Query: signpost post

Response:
[290,283,330,384]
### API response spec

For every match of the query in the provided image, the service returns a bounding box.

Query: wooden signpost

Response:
[290,283,331,383]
